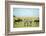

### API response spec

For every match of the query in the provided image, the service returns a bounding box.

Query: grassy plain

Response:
[13,16,39,28]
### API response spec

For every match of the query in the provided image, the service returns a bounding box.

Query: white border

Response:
[10,5,42,32]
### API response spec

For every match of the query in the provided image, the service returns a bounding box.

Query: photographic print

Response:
[13,8,39,28]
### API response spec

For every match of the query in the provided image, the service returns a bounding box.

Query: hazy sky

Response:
[13,8,39,17]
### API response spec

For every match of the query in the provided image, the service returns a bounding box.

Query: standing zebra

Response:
[24,20,32,27]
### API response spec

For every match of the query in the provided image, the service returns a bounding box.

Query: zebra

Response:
[24,20,32,27]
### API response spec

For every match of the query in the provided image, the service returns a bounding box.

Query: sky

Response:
[13,8,39,17]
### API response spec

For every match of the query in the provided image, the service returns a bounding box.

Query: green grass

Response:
[13,16,39,28]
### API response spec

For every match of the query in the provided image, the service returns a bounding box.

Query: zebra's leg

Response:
[36,22,39,26]
[30,22,32,26]
[24,22,26,27]
[27,22,28,27]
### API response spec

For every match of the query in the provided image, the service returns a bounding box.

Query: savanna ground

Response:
[13,16,39,28]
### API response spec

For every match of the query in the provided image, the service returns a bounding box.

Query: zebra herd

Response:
[14,19,39,27]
